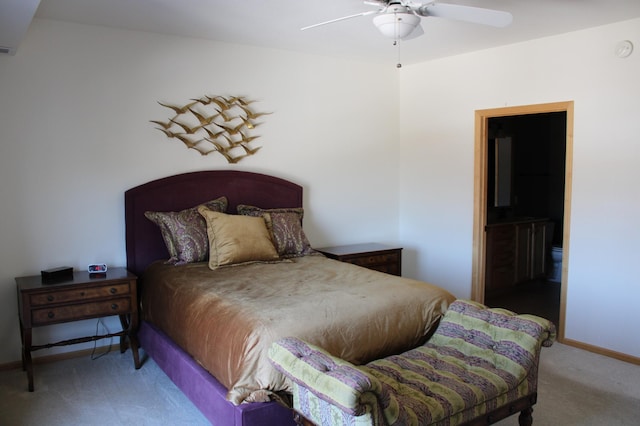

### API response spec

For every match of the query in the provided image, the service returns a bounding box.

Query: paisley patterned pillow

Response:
[237,205,313,258]
[145,197,228,264]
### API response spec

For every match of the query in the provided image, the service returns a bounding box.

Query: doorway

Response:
[471,101,574,341]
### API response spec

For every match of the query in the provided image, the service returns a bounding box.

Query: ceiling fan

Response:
[302,1,513,41]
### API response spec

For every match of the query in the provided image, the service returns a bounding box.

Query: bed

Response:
[124,170,454,425]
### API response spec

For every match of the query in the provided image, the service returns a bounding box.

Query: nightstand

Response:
[16,267,141,391]
[315,243,403,276]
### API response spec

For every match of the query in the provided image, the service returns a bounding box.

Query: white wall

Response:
[398,19,640,357]
[0,19,400,364]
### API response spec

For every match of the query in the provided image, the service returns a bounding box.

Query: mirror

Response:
[494,137,512,207]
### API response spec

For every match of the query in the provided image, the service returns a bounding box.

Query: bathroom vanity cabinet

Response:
[485,218,551,295]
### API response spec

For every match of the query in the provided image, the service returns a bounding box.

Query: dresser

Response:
[315,243,402,276]
[485,218,552,295]
[16,267,140,391]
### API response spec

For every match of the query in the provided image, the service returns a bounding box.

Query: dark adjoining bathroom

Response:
[484,111,566,328]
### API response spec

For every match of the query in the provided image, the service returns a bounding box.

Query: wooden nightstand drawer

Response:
[316,243,403,276]
[31,297,132,326]
[349,253,399,268]
[29,283,131,306]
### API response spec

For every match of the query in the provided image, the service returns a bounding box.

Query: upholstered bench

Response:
[269,299,556,426]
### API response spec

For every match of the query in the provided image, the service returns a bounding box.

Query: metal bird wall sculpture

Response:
[152,95,271,163]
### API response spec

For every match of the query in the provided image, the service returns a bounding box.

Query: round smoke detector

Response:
[615,40,633,58]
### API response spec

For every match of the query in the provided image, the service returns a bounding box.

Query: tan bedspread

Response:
[141,255,454,404]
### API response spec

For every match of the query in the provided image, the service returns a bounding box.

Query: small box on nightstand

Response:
[40,266,73,283]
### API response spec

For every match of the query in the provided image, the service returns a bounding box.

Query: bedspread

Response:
[141,255,454,404]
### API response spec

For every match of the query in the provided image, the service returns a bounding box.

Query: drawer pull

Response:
[47,295,54,302]
[111,304,118,310]
[47,312,55,319]
[80,292,85,296]
[109,288,117,294]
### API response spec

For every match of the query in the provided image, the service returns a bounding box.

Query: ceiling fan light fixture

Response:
[373,12,420,39]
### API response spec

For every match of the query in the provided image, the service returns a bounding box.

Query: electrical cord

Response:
[90,318,112,360]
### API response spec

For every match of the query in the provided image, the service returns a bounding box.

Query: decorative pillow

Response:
[236,205,313,258]
[198,207,279,270]
[144,197,228,264]
[237,204,305,220]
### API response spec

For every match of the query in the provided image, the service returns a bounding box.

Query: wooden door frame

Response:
[471,101,574,341]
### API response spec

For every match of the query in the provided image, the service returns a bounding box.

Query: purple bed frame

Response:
[125,170,301,426]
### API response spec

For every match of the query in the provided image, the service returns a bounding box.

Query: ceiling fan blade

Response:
[416,3,513,27]
[301,10,380,31]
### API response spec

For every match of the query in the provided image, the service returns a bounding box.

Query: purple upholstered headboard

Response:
[124,170,303,277]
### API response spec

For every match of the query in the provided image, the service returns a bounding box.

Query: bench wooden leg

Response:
[518,407,533,426]
[293,412,315,426]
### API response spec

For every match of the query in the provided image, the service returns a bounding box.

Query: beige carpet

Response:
[1,342,639,425]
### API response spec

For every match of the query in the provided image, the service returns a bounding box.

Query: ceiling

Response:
[0,0,41,55]
[4,0,640,64]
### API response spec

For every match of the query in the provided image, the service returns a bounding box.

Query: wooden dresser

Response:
[485,218,552,295]
[315,243,402,276]
[16,267,140,391]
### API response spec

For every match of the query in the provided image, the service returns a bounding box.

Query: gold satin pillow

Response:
[198,207,279,270]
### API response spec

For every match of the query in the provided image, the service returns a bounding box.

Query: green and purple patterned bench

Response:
[269,299,556,426]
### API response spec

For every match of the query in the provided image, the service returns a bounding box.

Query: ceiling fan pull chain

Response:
[394,12,402,69]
